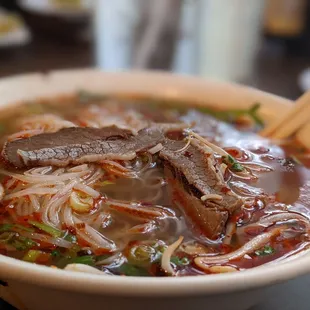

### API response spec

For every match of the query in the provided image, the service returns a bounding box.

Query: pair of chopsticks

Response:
[260,91,310,143]
[259,92,310,204]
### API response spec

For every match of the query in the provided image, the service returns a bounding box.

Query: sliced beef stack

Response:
[2,124,243,240]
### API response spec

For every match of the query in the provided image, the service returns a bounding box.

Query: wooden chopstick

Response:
[260,91,310,139]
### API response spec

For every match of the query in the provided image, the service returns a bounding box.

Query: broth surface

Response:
[0,93,309,277]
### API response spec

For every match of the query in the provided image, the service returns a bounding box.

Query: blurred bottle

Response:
[94,0,198,74]
[197,0,265,83]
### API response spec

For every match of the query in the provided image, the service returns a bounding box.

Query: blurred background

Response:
[0,0,310,100]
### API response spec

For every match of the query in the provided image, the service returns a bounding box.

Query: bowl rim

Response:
[1,69,308,297]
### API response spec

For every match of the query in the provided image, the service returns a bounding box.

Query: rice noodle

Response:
[74,183,100,199]
[241,212,309,234]
[161,236,184,276]
[148,143,163,154]
[0,169,88,184]
[24,166,53,176]
[223,220,237,245]
[52,168,65,176]
[0,183,4,201]
[5,178,17,190]
[186,130,229,156]
[201,194,223,202]
[84,168,105,186]
[68,164,89,172]
[95,252,125,267]
[174,136,192,153]
[47,180,78,228]
[3,187,58,200]
[100,160,133,172]
[63,205,75,227]
[195,228,281,266]
[64,264,108,275]
[137,153,154,174]
[73,216,116,251]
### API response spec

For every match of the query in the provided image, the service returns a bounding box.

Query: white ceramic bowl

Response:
[0,70,308,310]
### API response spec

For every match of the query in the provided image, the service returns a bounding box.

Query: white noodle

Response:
[63,206,75,227]
[0,184,4,201]
[161,236,184,276]
[48,180,78,228]
[74,183,100,198]
[187,130,229,156]
[3,188,58,200]
[24,166,53,176]
[64,264,108,275]
[148,143,163,154]
[195,228,281,266]
[0,169,88,184]
[68,164,89,172]
[201,194,223,202]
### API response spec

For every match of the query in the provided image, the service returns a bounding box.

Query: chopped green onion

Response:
[95,254,111,261]
[255,245,275,256]
[170,256,190,266]
[29,221,62,238]
[222,155,244,172]
[64,233,77,243]
[128,245,157,266]
[0,224,13,232]
[70,191,93,213]
[199,103,264,127]
[51,250,61,258]
[231,162,245,172]
[23,250,42,262]
[69,255,95,266]
[11,236,37,251]
[118,263,149,277]
[13,224,35,232]
[0,232,16,242]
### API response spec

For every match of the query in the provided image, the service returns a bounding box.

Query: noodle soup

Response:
[0,92,309,277]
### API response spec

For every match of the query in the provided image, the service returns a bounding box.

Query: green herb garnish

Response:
[170,256,190,266]
[10,236,37,251]
[255,245,275,256]
[0,232,16,242]
[29,221,62,238]
[199,103,264,127]
[222,155,244,172]
[23,250,43,263]
[51,249,61,257]
[13,224,35,232]
[128,245,158,266]
[64,233,77,243]
[118,263,149,277]
[69,255,95,266]
[0,224,13,232]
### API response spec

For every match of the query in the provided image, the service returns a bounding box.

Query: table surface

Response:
[0,34,310,310]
